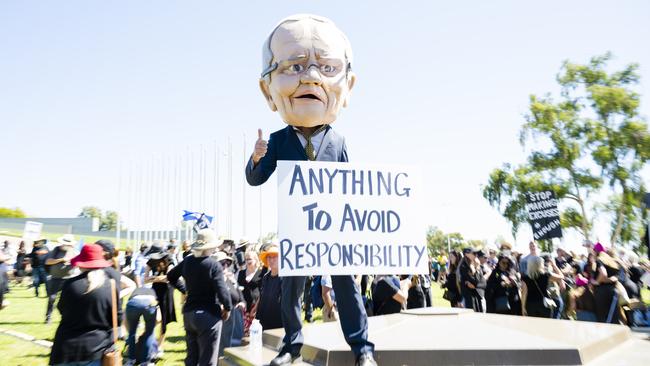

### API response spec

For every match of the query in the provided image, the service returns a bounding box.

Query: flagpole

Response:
[216,145,221,237]
[228,137,233,239]
[242,133,246,238]
[203,145,207,218]
[147,157,153,244]
[213,140,218,236]
[116,162,122,248]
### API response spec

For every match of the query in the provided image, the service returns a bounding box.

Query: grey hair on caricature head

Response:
[260,14,354,80]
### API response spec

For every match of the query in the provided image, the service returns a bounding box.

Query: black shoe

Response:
[356,353,377,366]
[270,352,302,366]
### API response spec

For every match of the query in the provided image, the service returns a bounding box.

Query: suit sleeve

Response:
[245,132,278,186]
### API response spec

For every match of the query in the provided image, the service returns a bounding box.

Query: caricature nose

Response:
[300,65,322,85]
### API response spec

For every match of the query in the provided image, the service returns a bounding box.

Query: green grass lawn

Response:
[1,280,643,365]
[0,282,327,365]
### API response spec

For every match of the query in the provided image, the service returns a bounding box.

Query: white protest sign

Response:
[277,161,427,276]
[23,221,43,241]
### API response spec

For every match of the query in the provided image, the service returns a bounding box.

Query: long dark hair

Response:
[448,250,461,274]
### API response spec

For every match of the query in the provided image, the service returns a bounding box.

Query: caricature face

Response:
[260,18,355,127]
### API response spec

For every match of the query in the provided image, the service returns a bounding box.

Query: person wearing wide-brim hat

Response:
[259,244,280,267]
[50,244,121,366]
[458,247,485,312]
[56,234,77,247]
[167,229,232,366]
[143,242,175,356]
[592,243,624,323]
[256,244,283,331]
[44,234,80,323]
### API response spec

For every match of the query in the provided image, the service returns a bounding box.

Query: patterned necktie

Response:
[301,125,327,161]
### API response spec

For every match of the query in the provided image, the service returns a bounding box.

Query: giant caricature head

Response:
[259,14,356,127]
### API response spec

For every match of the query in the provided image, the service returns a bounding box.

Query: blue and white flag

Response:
[182,210,203,221]
[194,214,212,233]
[182,210,214,233]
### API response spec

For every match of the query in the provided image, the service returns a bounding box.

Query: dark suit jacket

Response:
[245,125,348,186]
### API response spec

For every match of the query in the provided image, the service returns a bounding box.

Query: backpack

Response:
[310,276,324,309]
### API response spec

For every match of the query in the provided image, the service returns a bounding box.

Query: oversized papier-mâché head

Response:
[259,14,356,127]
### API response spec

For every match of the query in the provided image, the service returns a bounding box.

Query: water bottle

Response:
[249,319,263,351]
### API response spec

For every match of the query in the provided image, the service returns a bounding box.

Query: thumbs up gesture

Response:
[252,128,268,164]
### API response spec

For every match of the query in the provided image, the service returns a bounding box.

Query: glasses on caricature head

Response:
[262,56,351,79]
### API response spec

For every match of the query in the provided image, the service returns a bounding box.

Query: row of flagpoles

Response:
[113,135,267,249]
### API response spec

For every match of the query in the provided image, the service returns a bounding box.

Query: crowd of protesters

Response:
[1,234,650,366]
[435,241,650,326]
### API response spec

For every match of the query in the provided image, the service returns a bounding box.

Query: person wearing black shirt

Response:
[144,245,176,355]
[372,275,410,315]
[215,251,245,356]
[167,229,232,366]
[443,250,462,307]
[406,275,426,309]
[592,248,622,323]
[30,239,49,297]
[485,254,520,315]
[459,248,484,312]
[44,235,79,324]
[256,245,283,330]
[50,244,120,366]
[521,256,564,318]
[14,241,28,285]
[237,249,264,329]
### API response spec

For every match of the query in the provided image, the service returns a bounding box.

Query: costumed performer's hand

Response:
[252,128,267,164]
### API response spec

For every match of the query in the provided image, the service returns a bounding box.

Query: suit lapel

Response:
[286,126,308,160]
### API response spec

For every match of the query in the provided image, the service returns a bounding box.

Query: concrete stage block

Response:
[223,307,650,366]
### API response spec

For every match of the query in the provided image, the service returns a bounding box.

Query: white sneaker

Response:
[124,359,136,366]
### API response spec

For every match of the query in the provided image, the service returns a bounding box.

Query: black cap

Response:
[95,240,115,256]
[462,247,473,254]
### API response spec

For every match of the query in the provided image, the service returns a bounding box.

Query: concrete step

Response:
[221,345,314,366]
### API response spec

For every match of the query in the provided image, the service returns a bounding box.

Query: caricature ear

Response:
[259,78,277,112]
[343,72,356,108]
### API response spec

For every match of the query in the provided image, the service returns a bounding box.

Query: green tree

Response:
[425,226,485,255]
[426,226,458,255]
[78,206,102,219]
[484,53,649,246]
[521,90,602,241]
[482,164,554,238]
[0,207,26,218]
[558,53,650,245]
[100,210,119,231]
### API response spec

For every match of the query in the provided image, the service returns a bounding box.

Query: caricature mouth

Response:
[294,92,324,103]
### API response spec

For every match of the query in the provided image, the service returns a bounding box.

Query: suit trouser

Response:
[183,310,223,366]
[281,275,374,357]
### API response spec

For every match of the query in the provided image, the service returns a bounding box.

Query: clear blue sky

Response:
[2,1,649,249]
